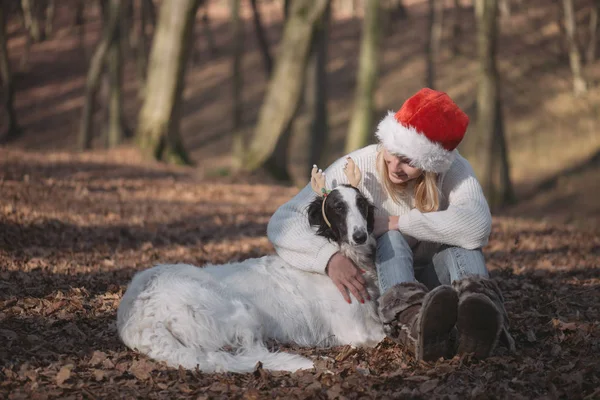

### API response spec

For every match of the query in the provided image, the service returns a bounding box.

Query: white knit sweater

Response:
[267,144,492,274]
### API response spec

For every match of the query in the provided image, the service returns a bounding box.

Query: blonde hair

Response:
[376,148,440,213]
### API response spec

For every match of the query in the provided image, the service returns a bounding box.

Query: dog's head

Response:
[307,184,375,246]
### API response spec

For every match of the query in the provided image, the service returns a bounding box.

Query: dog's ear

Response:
[367,201,376,234]
[307,196,325,228]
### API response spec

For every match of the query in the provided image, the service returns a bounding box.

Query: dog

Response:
[117,162,385,373]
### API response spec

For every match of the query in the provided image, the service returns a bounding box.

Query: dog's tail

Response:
[186,346,314,373]
[127,323,314,373]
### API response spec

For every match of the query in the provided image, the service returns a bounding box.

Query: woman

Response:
[267,88,515,361]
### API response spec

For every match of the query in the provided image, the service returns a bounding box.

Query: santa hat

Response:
[375,88,469,173]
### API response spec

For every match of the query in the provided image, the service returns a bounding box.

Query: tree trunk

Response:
[0,3,20,141]
[21,0,41,42]
[307,2,330,174]
[74,0,86,51]
[135,0,149,97]
[562,0,587,95]
[230,0,244,171]
[261,0,295,181]
[78,0,122,150]
[345,0,381,153]
[244,0,330,172]
[135,0,201,164]
[450,0,462,56]
[491,96,515,205]
[200,6,217,57]
[586,1,599,63]
[250,0,273,77]
[426,0,443,89]
[106,26,124,147]
[475,0,513,209]
[45,0,55,37]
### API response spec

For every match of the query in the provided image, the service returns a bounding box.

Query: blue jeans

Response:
[376,230,489,294]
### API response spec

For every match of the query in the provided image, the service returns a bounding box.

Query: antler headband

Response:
[311,157,362,228]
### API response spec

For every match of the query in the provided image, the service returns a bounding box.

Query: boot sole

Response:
[418,286,459,362]
[456,293,502,358]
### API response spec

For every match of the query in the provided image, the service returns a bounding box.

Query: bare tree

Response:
[0,2,20,141]
[475,0,514,208]
[426,0,443,89]
[562,0,587,95]
[230,0,244,171]
[450,0,462,57]
[244,0,330,173]
[250,0,273,77]
[307,2,331,174]
[200,5,217,57]
[106,14,125,147]
[345,0,381,153]
[135,0,202,164]
[44,0,55,37]
[21,0,41,42]
[78,0,123,150]
[586,0,600,63]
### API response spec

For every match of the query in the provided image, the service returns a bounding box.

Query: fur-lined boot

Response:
[452,276,516,358]
[378,282,459,361]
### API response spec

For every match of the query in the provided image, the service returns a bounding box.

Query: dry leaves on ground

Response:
[1,149,599,399]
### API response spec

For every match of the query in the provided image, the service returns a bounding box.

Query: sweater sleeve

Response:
[267,184,338,274]
[267,158,353,274]
[397,154,492,250]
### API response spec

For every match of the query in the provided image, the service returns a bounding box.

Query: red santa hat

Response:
[375,88,469,173]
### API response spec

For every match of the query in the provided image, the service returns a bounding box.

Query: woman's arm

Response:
[267,184,339,274]
[397,154,492,250]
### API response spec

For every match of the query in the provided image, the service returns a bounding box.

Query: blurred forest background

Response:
[1,0,599,225]
[1,1,600,398]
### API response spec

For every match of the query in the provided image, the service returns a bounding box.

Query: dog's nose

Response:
[352,230,367,244]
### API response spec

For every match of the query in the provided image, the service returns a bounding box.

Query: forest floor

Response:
[1,148,599,399]
[1,0,600,398]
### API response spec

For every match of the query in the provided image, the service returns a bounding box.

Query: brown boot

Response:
[453,276,516,358]
[378,282,459,361]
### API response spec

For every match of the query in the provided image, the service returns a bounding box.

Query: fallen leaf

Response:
[404,375,430,382]
[55,364,73,386]
[129,359,154,381]
[93,369,105,382]
[420,378,439,394]
[89,351,108,367]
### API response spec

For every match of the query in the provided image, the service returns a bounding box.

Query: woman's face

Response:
[382,149,423,184]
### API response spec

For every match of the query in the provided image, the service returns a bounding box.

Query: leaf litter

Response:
[0,148,599,399]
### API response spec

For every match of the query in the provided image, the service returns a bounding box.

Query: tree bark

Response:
[562,0,587,95]
[135,0,201,164]
[426,0,443,89]
[134,0,150,97]
[450,0,462,56]
[250,0,273,77]
[45,0,55,37]
[475,0,513,209]
[73,0,86,52]
[78,0,122,150]
[244,0,330,172]
[586,1,599,63]
[0,2,20,141]
[307,2,330,174]
[345,0,381,153]
[106,25,124,147]
[21,0,41,42]
[200,6,217,57]
[230,0,244,171]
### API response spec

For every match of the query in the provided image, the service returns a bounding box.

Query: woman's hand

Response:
[373,215,399,238]
[326,253,370,304]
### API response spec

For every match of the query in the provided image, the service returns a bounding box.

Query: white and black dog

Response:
[117,163,385,373]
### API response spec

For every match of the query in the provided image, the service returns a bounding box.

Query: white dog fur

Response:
[117,186,385,373]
